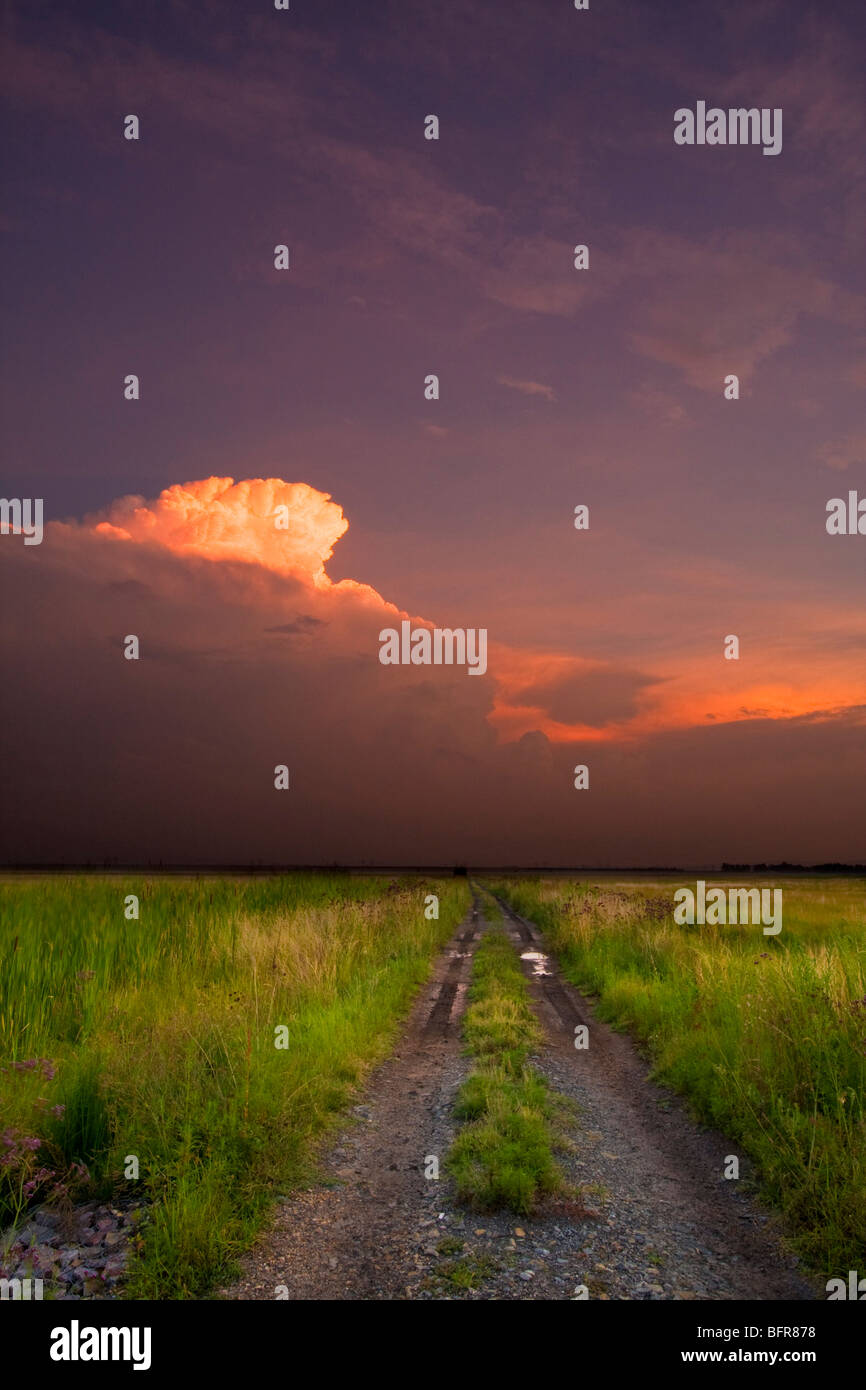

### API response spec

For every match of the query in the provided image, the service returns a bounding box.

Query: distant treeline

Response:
[2,861,865,875]
[719,862,866,873]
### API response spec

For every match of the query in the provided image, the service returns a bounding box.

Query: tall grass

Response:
[490,876,866,1277]
[0,873,469,1296]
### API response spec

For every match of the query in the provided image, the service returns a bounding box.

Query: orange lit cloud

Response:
[490,640,866,745]
[90,477,351,587]
[81,478,866,748]
[2,474,864,866]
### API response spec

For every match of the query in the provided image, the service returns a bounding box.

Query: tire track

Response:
[221,889,818,1301]
[221,899,484,1300]
[493,893,818,1300]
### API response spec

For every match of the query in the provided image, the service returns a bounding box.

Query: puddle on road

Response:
[520,950,553,977]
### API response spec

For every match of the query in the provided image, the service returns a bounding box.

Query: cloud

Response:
[2,477,864,865]
[88,478,350,586]
[624,231,852,392]
[0,23,607,326]
[629,383,686,423]
[264,617,324,635]
[817,433,866,472]
[509,666,661,728]
[496,376,557,402]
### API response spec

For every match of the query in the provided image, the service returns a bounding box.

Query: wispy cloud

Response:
[818,432,866,471]
[496,375,556,402]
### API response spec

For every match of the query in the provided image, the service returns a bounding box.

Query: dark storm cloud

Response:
[511,667,662,728]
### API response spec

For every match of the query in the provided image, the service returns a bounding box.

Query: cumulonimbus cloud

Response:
[2,475,864,866]
[89,477,350,585]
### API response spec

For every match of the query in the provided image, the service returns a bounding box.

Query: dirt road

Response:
[221,893,817,1301]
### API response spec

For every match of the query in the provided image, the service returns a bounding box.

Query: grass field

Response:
[489,876,866,1278]
[446,896,564,1214]
[0,872,470,1296]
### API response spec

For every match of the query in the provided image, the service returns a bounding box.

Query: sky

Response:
[1,0,864,866]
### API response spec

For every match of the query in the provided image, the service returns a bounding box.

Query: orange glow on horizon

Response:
[81,476,866,746]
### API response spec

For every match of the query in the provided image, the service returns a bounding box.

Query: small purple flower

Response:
[50,1104,65,1119]
[22,1135,42,1151]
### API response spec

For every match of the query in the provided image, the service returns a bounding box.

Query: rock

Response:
[519,1270,534,1281]
[103,1231,124,1248]
[12,1223,42,1248]
[28,1244,59,1271]
[32,1209,60,1229]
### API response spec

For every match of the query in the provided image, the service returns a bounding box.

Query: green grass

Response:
[433,1253,499,1291]
[446,917,564,1215]
[0,872,470,1296]
[489,875,866,1278]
